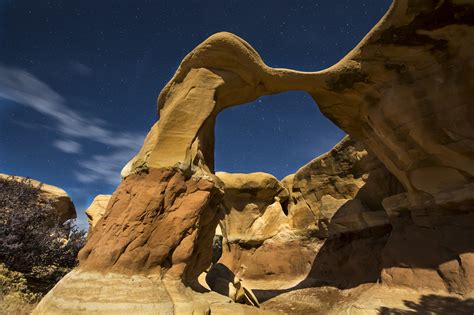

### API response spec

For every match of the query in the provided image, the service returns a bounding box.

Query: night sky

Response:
[0,0,392,229]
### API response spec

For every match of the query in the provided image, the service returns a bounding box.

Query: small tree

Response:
[0,176,86,296]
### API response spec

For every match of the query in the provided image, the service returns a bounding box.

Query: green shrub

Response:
[0,176,86,305]
[0,263,38,314]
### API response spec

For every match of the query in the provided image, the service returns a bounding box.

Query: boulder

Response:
[0,173,76,223]
[216,172,289,245]
[85,194,111,230]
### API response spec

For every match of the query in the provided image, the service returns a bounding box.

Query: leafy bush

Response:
[0,176,86,298]
[0,263,39,314]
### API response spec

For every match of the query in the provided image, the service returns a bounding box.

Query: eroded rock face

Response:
[35,168,231,314]
[284,136,404,237]
[380,194,474,294]
[217,172,289,245]
[0,173,76,223]
[313,1,474,199]
[78,168,224,282]
[315,1,474,294]
[213,136,473,303]
[210,137,402,292]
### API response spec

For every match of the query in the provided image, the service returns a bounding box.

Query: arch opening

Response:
[214,90,345,179]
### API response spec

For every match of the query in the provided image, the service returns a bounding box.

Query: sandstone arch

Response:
[34,1,474,313]
[122,0,473,198]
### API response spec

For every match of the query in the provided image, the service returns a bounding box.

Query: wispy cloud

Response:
[0,63,144,150]
[53,139,82,154]
[70,61,93,76]
[0,63,146,186]
[74,148,139,186]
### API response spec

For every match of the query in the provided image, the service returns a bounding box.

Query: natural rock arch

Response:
[34,1,474,313]
[122,0,473,197]
[120,31,324,176]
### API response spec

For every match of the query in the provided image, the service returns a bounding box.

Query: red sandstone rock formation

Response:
[78,168,224,282]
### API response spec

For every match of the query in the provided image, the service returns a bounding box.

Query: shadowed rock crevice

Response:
[378,294,474,315]
[251,225,392,303]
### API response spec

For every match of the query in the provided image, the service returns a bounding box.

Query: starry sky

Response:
[0,0,392,229]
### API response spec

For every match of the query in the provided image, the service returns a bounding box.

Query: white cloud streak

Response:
[0,63,146,187]
[74,149,138,186]
[53,139,82,154]
[0,63,143,150]
[70,61,93,76]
